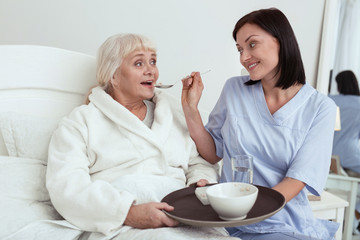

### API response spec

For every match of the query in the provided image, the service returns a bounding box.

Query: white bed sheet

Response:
[0,156,237,240]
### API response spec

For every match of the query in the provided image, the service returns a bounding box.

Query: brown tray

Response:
[161,184,285,227]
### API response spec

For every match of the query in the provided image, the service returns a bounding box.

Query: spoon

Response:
[155,69,211,89]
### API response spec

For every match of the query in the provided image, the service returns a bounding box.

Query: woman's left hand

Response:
[273,177,306,202]
[196,179,209,187]
[124,202,179,229]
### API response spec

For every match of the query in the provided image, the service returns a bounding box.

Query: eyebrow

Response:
[245,35,258,42]
[132,53,157,58]
[236,35,259,47]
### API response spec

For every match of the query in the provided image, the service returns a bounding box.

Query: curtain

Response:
[329,0,360,94]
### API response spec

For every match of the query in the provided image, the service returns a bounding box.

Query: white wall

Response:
[0,0,325,113]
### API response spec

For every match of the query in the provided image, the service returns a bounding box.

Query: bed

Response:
[0,45,97,239]
[0,45,236,240]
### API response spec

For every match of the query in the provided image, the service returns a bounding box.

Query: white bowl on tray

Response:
[206,182,258,221]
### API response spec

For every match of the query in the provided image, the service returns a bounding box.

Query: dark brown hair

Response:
[233,8,305,89]
[336,70,360,96]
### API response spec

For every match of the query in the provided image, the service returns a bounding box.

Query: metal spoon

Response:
[155,69,211,89]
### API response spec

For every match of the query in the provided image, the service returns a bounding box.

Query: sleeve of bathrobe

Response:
[185,141,219,186]
[46,108,135,236]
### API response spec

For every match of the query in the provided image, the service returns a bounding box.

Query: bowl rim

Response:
[206,182,258,200]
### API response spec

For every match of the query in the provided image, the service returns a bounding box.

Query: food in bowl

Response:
[206,182,258,220]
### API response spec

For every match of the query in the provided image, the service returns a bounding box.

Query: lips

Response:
[140,80,153,86]
[248,62,258,70]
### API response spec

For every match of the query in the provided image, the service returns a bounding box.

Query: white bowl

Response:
[206,182,258,220]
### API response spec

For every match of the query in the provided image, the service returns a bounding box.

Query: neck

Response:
[108,87,147,120]
[125,101,147,120]
[263,83,303,115]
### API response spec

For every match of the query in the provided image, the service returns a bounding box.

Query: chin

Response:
[249,72,264,81]
[249,74,258,80]
[144,91,155,100]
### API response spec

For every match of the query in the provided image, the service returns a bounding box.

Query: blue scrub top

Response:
[329,94,360,173]
[205,76,338,239]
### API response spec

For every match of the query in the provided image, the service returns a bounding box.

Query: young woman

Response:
[329,70,360,234]
[330,70,360,175]
[182,8,338,240]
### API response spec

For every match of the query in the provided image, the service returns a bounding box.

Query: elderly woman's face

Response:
[112,49,158,102]
[236,23,279,82]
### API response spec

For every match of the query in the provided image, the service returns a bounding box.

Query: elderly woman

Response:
[46,34,231,239]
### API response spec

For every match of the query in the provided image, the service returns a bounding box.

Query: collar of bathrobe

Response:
[89,86,173,151]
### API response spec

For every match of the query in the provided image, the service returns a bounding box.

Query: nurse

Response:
[182,8,339,240]
[329,70,360,234]
[330,70,360,176]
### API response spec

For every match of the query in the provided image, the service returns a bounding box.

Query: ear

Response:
[111,69,120,87]
[111,78,119,88]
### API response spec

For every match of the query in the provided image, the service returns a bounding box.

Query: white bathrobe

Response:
[46,87,219,236]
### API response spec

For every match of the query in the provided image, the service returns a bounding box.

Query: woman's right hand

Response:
[124,202,179,229]
[181,72,204,115]
[181,72,220,164]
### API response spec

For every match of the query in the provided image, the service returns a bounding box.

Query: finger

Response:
[162,215,179,227]
[157,202,175,212]
[181,78,187,88]
[181,75,193,87]
[184,77,193,87]
[156,204,179,227]
[190,72,203,91]
[183,72,195,81]
[196,179,209,187]
[194,72,202,85]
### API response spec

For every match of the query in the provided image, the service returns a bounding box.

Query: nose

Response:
[240,50,251,63]
[144,63,156,75]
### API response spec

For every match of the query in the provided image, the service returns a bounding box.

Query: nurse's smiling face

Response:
[236,23,280,83]
[112,49,158,104]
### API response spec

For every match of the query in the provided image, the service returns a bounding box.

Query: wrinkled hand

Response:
[181,72,204,112]
[124,202,179,229]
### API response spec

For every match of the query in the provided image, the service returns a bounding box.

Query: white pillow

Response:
[0,112,59,161]
[0,156,62,238]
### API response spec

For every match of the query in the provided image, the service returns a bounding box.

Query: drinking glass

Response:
[231,154,254,184]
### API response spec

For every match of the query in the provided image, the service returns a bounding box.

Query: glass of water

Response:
[231,154,254,184]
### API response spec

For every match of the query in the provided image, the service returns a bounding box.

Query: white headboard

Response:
[0,45,96,155]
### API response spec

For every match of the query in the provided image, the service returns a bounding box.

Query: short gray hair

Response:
[96,33,157,87]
